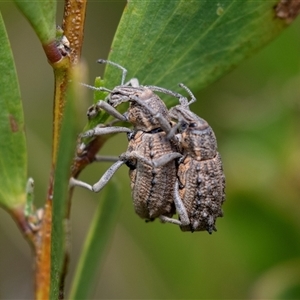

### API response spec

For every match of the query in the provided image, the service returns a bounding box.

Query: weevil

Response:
[71,60,189,226]
[140,83,226,233]
[169,84,225,233]
[83,59,173,134]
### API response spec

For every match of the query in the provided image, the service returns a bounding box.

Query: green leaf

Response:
[105,1,289,106]
[50,78,78,299]
[14,0,56,44]
[0,12,27,210]
[69,181,121,299]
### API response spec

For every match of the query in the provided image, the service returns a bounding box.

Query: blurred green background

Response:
[0,1,300,299]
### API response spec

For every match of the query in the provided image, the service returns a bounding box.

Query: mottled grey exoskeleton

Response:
[122,129,185,223]
[168,84,226,234]
[139,83,225,233]
[71,60,189,226]
[85,60,173,134]
[125,83,225,233]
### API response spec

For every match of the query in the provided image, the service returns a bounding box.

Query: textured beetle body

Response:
[124,130,178,220]
[170,106,226,233]
[106,86,186,221]
[72,61,226,232]
[72,61,186,226]
[108,86,171,132]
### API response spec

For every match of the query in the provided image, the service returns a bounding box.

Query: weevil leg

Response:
[173,180,190,226]
[122,150,181,168]
[69,177,93,191]
[166,120,182,140]
[120,151,152,166]
[152,111,174,136]
[130,95,174,134]
[128,94,182,143]
[106,113,129,126]
[87,100,127,121]
[152,152,182,168]
[92,160,125,192]
[70,159,125,192]
[159,181,190,227]
[81,125,131,138]
[159,215,182,226]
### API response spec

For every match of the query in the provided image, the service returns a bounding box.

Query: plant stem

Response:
[34,0,88,297]
[62,0,87,65]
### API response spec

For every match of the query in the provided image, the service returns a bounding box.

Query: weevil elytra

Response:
[122,129,184,222]
[71,60,189,226]
[169,84,226,234]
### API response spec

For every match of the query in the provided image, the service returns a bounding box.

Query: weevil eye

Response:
[180,121,188,131]
[125,160,136,170]
[127,131,135,141]
[189,122,197,128]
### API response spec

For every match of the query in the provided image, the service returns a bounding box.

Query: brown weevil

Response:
[140,83,226,233]
[71,60,189,226]
[169,84,226,234]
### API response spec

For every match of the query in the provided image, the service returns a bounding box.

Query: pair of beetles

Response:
[71,60,226,234]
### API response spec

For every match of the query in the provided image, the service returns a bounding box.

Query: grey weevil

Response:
[141,83,226,233]
[71,60,189,226]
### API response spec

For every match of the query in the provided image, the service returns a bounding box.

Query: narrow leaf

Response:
[0,12,27,210]
[105,1,291,106]
[50,75,78,299]
[14,0,56,44]
[69,181,121,299]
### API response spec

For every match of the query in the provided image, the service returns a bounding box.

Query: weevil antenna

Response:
[97,59,128,85]
[179,83,196,106]
[146,85,186,104]
[80,82,112,93]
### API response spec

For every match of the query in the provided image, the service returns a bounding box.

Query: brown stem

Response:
[34,0,88,297]
[52,59,72,165]
[62,0,87,65]
[54,1,87,299]
[10,205,36,247]
[57,135,109,298]
[33,52,72,299]
[34,198,53,299]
